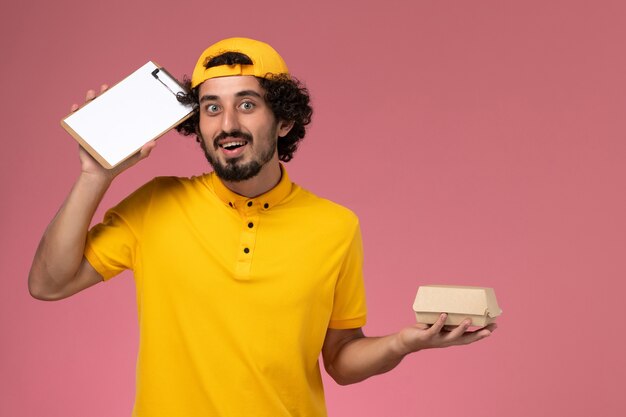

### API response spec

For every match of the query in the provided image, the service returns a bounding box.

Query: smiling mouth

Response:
[220,140,248,151]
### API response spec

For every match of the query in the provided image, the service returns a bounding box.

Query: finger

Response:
[474,328,493,338]
[428,313,447,335]
[474,323,497,338]
[71,103,79,112]
[476,323,497,333]
[85,89,97,102]
[486,323,497,332]
[100,84,109,93]
[139,140,157,158]
[466,327,493,344]
[120,141,156,171]
[453,324,495,346]
[447,318,472,340]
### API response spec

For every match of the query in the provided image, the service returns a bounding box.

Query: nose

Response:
[221,107,240,133]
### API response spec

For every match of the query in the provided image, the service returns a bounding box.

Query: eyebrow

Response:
[235,90,263,99]
[199,89,263,103]
[199,95,219,103]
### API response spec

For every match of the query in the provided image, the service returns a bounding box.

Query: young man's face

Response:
[197,75,289,182]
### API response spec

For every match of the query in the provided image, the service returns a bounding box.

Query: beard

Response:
[200,130,278,182]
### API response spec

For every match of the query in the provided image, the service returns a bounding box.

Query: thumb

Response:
[138,140,157,159]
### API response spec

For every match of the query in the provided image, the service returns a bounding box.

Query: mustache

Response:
[213,130,253,148]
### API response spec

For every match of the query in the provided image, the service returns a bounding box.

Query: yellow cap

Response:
[190,37,289,88]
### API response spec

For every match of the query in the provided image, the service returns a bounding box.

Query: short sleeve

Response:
[84,179,155,280]
[328,222,367,329]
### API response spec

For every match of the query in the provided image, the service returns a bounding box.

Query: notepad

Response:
[61,61,195,169]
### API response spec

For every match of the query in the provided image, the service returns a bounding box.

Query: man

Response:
[29,38,496,417]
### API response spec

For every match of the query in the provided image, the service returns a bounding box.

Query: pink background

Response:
[2,1,625,416]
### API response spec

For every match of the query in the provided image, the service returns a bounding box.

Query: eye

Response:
[205,104,220,113]
[239,101,255,111]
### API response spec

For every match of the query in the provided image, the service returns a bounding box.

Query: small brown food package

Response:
[413,285,502,327]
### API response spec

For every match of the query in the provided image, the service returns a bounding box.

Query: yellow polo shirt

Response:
[85,168,367,417]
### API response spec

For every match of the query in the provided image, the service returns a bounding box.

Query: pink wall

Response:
[2,0,625,416]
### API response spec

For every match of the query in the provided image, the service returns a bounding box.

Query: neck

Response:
[221,158,282,198]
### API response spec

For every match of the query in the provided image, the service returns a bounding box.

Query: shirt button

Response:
[247,201,253,207]
[228,202,233,207]
[264,203,269,209]
[248,222,254,228]
[243,248,250,254]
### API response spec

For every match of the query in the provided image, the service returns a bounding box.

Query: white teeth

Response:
[221,141,247,149]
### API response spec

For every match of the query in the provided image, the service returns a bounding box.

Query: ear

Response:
[277,120,295,138]
[195,125,204,143]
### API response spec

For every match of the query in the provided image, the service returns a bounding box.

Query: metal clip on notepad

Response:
[151,68,183,97]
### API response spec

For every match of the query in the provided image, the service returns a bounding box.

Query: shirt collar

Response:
[210,165,292,211]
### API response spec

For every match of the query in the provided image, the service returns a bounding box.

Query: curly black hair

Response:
[176,52,313,162]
